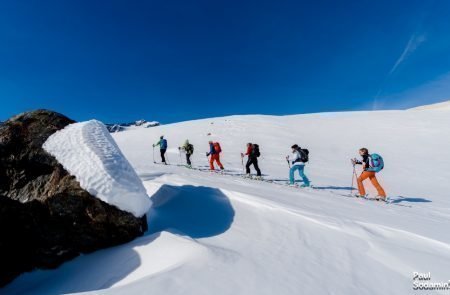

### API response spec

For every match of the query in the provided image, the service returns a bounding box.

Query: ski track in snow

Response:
[5,110,450,295]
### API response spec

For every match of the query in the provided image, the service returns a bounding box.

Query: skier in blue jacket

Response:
[153,136,168,164]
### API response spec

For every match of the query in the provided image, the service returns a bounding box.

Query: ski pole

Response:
[353,165,359,185]
[351,159,359,195]
[152,146,155,163]
[286,156,291,169]
[179,148,182,165]
[241,153,245,173]
[350,162,356,196]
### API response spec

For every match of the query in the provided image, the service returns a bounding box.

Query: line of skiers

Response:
[153,136,386,200]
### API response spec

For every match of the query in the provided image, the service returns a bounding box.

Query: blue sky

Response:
[1,0,450,123]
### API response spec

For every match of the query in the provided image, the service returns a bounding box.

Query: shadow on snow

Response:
[2,234,160,295]
[389,196,432,204]
[312,186,354,191]
[147,184,235,238]
[3,185,234,295]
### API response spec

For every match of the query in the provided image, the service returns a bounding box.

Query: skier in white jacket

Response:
[287,144,310,187]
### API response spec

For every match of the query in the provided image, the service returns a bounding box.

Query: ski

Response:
[329,192,410,207]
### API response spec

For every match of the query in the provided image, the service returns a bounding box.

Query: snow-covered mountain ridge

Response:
[106,119,160,133]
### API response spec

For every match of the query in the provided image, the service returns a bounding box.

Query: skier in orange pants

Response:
[207,141,224,170]
[352,148,387,200]
[357,171,386,198]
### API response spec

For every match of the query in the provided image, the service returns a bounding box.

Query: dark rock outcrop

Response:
[0,110,147,287]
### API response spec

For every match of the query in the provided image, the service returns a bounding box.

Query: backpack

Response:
[252,144,260,157]
[186,143,194,154]
[213,142,222,153]
[161,139,168,149]
[299,148,309,163]
[369,153,384,172]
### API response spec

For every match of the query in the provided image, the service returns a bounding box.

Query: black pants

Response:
[160,149,167,163]
[246,157,261,176]
[186,153,192,165]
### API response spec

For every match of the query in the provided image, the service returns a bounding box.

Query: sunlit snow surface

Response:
[5,109,450,295]
[409,100,450,110]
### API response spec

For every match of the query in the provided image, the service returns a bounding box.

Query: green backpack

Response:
[186,144,194,154]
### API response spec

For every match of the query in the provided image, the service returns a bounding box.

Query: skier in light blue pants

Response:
[287,144,310,187]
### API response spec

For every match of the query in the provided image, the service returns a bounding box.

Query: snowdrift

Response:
[43,120,151,217]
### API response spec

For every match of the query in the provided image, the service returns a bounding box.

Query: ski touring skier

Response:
[153,136,168,164]
[179,139,194,167]
[241,143,262,179]
[206,141,224,171]
[287,144,310,187]
[351,148,387,201]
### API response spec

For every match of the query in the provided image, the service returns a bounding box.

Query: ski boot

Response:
[375,195,388,202]
[354,194,367,198]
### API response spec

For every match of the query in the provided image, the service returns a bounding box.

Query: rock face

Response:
[0,110,148,287]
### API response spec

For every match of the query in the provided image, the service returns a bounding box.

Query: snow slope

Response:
[43,120,151,217]
[5,109,450,295]
[409,100,450,110]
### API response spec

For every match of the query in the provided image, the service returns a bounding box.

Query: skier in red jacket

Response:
[241,143,262,178]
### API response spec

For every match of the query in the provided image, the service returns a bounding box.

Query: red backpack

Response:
[213,142,222,153]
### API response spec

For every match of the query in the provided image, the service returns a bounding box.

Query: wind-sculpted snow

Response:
[43,120,151,217]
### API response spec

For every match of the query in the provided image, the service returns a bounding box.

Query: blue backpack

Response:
[368,153,384,172]
[160,139,168,149]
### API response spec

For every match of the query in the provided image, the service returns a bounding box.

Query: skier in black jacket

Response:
[241,143,262,178]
